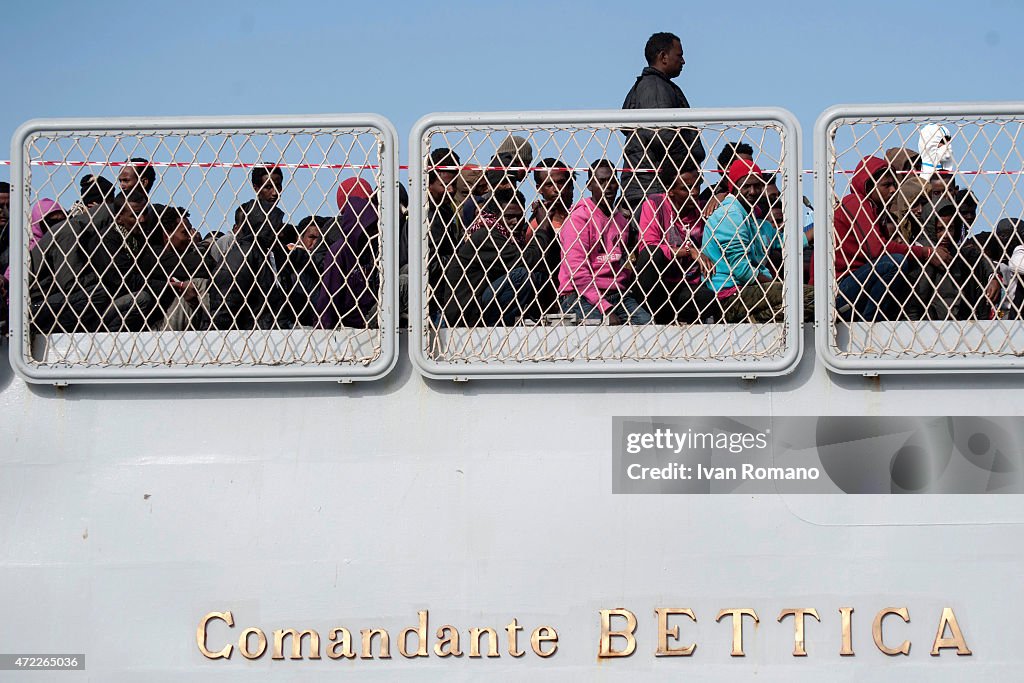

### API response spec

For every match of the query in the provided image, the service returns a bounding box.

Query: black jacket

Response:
[29,203,164,332]
[443,222,552,326]
[427,200,460,314]
[621,67,706,202]
[208,199,287,330]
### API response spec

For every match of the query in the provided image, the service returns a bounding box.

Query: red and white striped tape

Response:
[0,159,1021,175]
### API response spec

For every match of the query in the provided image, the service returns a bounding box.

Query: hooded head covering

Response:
[849,156,889,198]
[3,199,63,282]
[726,159,763,192]
[918,124,954,180]
[336,178,374,211]
[30,199,64,245]
[885,147,919,175]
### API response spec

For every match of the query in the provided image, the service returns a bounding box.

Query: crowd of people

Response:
[834,133,1024,322]
[426,137,812,328]
[0,163,389,335]
[2,31,1022,340]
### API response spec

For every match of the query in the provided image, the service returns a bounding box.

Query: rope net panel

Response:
[417,121,806,367]
[16,126,387,370]
[826,116,1024,360]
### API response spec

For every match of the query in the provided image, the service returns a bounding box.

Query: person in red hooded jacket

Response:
[834,156,950,320]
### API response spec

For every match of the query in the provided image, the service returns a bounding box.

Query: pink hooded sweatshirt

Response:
[4,198,63,282]
[557,197,631,314]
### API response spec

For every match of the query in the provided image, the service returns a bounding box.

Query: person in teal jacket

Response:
[703,159,771,287]
[702,159,813,323]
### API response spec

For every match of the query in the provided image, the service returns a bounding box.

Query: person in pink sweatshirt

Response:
[557,160,651,325]
[632,165,717,322]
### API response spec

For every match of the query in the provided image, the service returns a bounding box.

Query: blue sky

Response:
[4,0,1020,162]
[3,0,1022,224]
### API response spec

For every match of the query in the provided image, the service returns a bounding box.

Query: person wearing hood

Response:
[918,124,954,181]
[443,189,553,327]
[208,164,288,329]
[834,155,950,320]
[316,178,380,329]
[4,199,66,283]
[884,147,928,242]
[0,182,10,270]
[3,198,66,335]
[702,160,813,323]
[621,32,706,212]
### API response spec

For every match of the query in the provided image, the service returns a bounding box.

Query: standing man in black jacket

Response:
[621,32,706,214]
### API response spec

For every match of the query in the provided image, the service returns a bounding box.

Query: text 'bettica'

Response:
[197,607,971,661]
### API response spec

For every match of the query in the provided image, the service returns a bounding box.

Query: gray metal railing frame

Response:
[8,114,400,384]
[408,108,806,380]
[814,102,1024,375]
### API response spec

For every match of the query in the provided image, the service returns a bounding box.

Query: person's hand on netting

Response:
[672,243,692,261]
[675,242,713,275]
[530,199,546,223]
[530,200,554,236]
[696,253,714,276]
[929,244,953,268]
[171,278,200,304]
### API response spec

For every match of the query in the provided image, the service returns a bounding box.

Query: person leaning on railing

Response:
[557,160,652,325]
[833,156,951,321]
